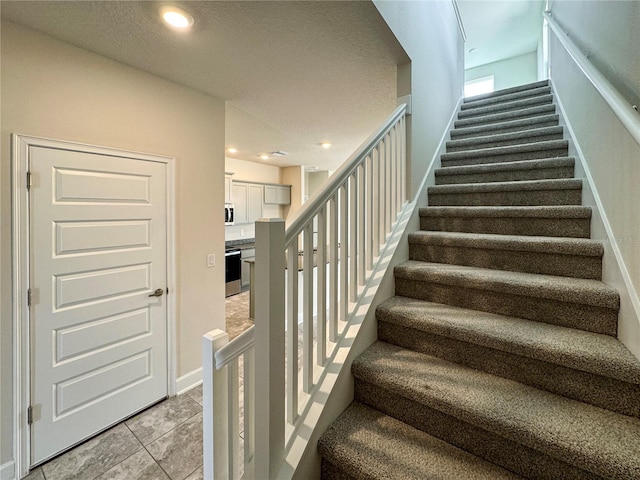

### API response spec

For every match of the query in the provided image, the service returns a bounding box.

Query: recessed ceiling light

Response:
[161,6,194,30]
[259,154,270,160]
[320,142,332,149]
[227,147,238,154]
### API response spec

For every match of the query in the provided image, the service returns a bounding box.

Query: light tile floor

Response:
[25,292,252,480]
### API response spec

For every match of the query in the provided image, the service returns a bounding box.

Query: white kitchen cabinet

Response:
[264,184,291,205]
[224,173,233,204]
[231,182,263,224]
[247,184,263,222]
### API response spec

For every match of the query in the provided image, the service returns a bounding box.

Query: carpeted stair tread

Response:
[408,230,602,256]
[376,296,640,385]
[436,157,574,179]
[429,178,582,195]
[419,206,592,237]
[463,80,549,103]
[420,205,591,219]
[454,104,556,128]
[446,126,564,152]
[461,86,552,110]
[318,402,523,480]
[394,260,619,310]
[458,95,553,119]
[407,230,602,278]
[428,178,582,206]
[441,140,569,164]
[451,114,560,140]
[353,342,640,480]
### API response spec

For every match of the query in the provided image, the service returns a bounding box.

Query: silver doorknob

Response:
[148,288,164,297]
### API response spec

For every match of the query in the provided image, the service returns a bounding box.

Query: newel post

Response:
[254,218,286,478]
[202,329,230,480]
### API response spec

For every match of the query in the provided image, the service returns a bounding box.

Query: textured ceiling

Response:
[1,1,408,169]
[457,0,545,70]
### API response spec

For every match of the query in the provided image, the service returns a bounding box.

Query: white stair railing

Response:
[204,104,407,479]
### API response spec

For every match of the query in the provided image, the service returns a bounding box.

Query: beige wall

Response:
[373,0,464,199]
[225,157,281,185]
[281,166,305,220]
[1,20,226,465]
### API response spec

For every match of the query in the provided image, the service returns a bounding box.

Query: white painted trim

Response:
[166,158,178,396]
[175,367,203,395]
[451,0,467,42]
[0,461,16,480]
[397,95,412,115]
[12,134,177,478]
[551,84,640,346]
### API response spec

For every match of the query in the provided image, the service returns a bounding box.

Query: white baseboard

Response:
[175,367,203,395]
[0,461,15,480]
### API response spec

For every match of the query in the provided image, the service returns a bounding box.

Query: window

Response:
[464,76,494,98]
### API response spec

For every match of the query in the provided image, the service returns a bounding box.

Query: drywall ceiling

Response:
[1,1,408,169]
[457,0,545,70]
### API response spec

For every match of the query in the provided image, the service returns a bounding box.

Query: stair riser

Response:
[419,215,591,238]
[321,460,354,480]
[408,243,602,279]
[354,380,602,480]
[459,96,553,120]
[441,147,569,167]
[378,321,640,418]
[436,166,574,185]
[454,105,556,129]
[394,277,618,335]
[446,132,564,153]
[462,87,552,110]
[452,117,560,140]
[428,188,582,207]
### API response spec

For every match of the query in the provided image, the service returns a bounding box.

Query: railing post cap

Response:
[256,217,285,224]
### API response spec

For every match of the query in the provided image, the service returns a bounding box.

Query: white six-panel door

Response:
[29,146,168,465]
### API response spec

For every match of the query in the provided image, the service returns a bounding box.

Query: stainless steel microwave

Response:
[225,204,235,225]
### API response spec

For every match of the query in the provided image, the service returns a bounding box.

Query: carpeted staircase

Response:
[318,80,640,480]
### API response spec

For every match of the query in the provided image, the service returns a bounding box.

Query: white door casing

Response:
[12,135,176,474]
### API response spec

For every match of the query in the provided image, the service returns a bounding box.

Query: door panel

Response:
[30,146,168,465]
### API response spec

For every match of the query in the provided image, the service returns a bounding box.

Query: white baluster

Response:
[203,329,229,480]
[316,206,327,365]
[227,361,240,479]
[329,194,339,342]
[303,223,314,393]
[373,146,380,258]
[358,163,366,286]
[349,173,357,302]
[339,183,348,323]
[243,349,255,468]
[390,126,396,223]
[366,155,374,271]
[286,241,298,423]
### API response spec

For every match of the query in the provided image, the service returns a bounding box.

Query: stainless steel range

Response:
[225,248,241,297]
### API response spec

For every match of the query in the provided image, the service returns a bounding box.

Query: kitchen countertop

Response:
[225,238,255,249]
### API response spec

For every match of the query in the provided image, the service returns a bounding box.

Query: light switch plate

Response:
[207,253,216,267]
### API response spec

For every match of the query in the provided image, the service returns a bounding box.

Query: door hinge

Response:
[27,406,33,425]
[27,288,32,307]
[26,171,32,190]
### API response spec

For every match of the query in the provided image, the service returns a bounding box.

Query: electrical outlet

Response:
[207,253,216,267]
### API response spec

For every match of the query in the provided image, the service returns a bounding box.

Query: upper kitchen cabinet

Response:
[232,181,263,224]
[224,173,234,204]
[264,184,291,205]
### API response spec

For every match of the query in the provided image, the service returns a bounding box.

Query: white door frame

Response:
[12,134,177,478]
